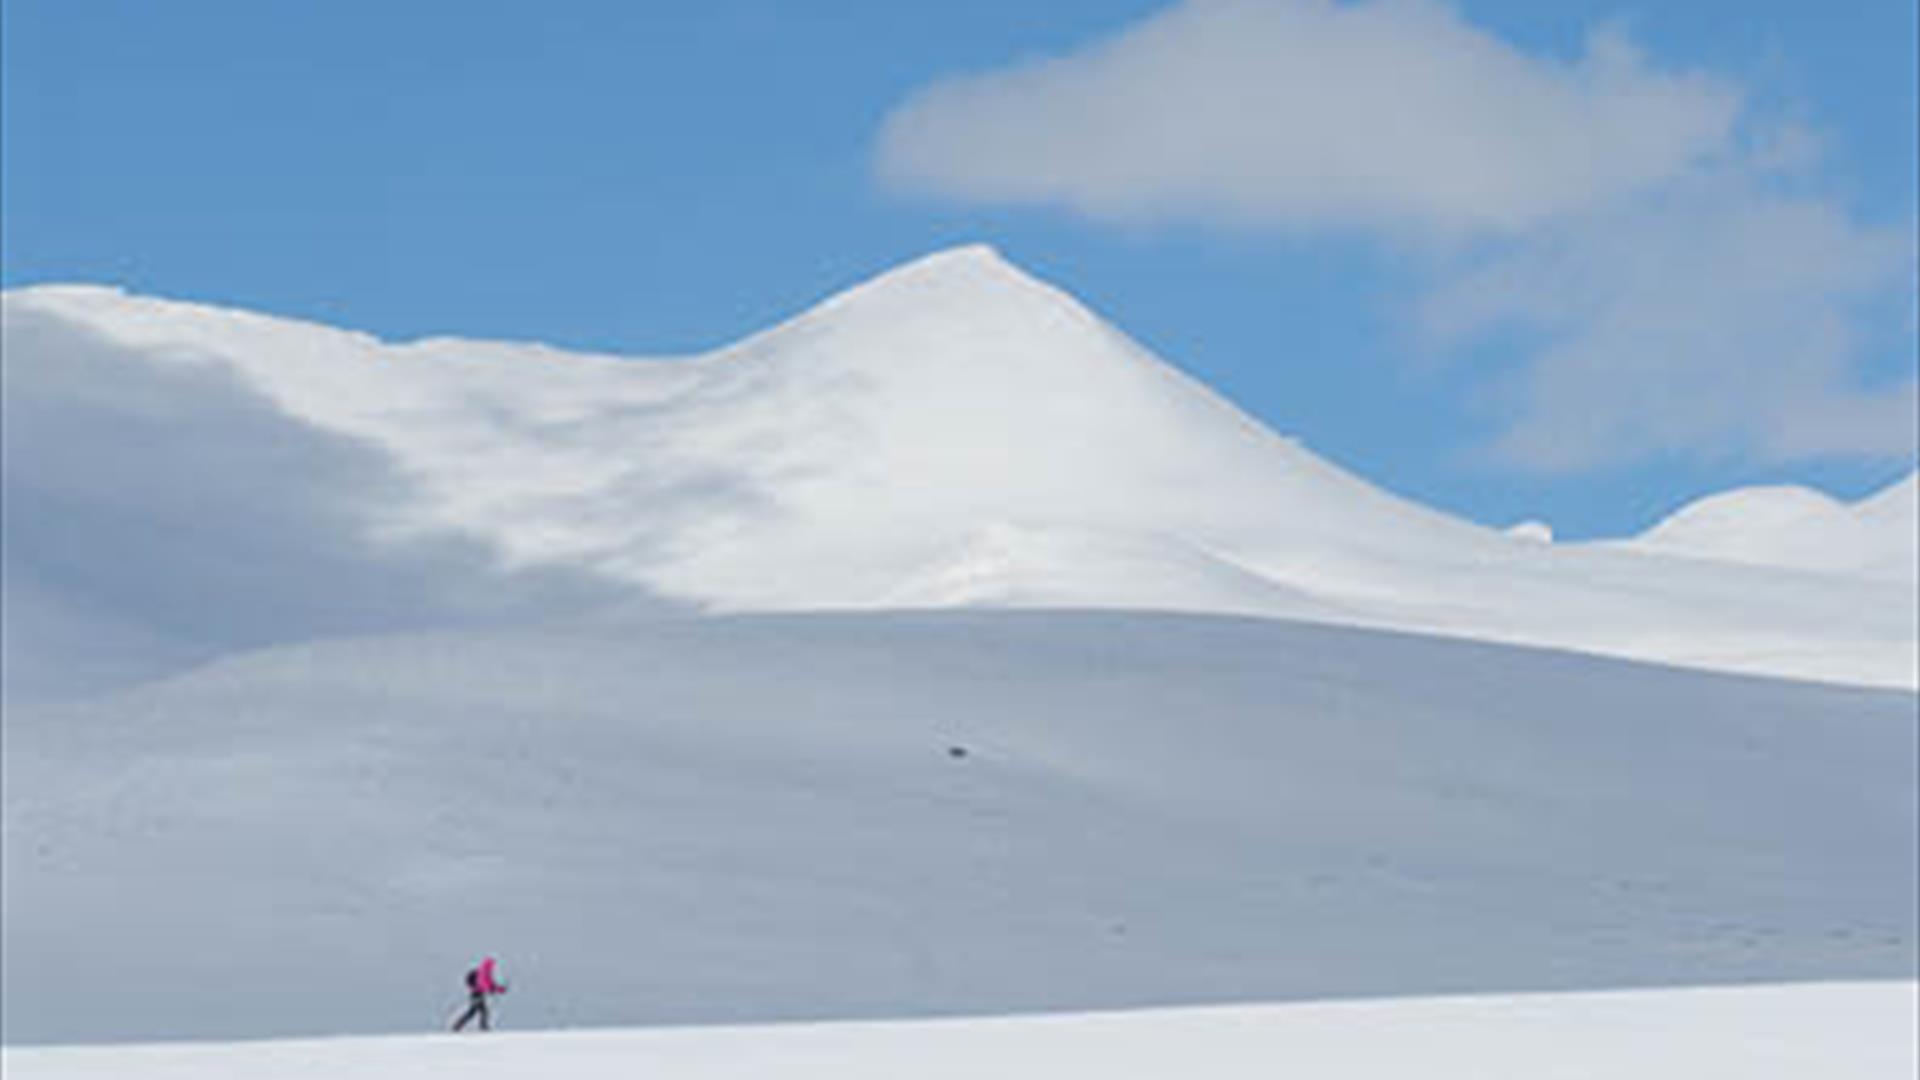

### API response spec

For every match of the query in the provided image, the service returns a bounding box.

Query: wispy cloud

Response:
[875,0,1917,471]
[1421,174,1917,470]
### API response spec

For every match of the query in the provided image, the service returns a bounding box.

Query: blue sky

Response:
[4,0,1914,537]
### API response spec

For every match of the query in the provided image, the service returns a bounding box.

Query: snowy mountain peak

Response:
[844,242,1032,296]
[747,244,1112,361]
[891,241,1018,276]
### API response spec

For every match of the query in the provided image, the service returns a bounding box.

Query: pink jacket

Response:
[472,957,504,995]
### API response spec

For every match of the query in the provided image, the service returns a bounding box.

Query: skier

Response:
[450,956,508,1032]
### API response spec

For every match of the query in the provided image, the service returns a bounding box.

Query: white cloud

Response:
[876,0,1740,234]
[1421,176,1918,469]
[874,0,1917,471]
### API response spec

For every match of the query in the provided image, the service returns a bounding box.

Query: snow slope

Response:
[6,982,1914,1080]
[5,247,1915,694]
[5,612,1912,1044]
[1630,475,1918,582]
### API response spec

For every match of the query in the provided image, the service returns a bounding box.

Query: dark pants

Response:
[452,992,490,1032]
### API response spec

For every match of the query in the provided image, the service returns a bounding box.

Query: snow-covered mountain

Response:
[5,246,1914,693]
[4,251,1915,1053]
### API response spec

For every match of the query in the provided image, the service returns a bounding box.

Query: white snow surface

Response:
[5,612,1914,1045]
[5,245,1916,694]
[6,982,1914,1080]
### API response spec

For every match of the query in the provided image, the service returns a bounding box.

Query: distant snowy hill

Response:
[5,247,1914,692]
[1629,476,1917,583]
